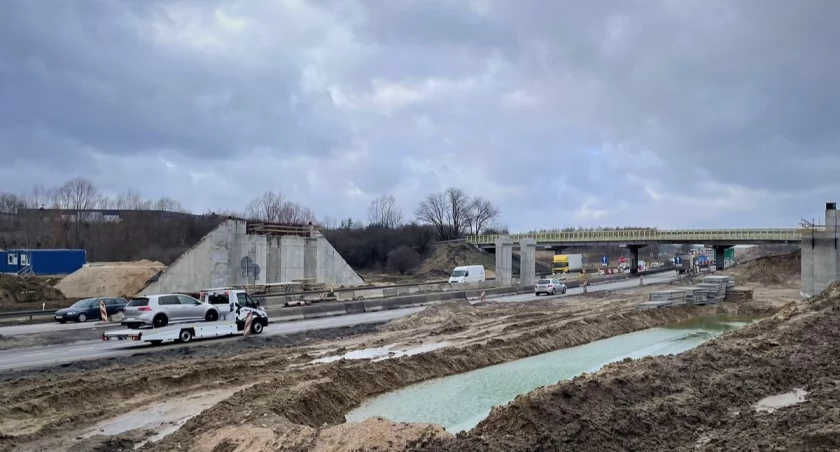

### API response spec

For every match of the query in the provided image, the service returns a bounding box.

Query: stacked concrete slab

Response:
[140,219,363,295]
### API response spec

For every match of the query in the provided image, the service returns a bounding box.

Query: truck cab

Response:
[198,288,269,327]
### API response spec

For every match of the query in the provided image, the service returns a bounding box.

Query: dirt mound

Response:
[380,302,482,331]
[417,243,495,278]
[420,281,840,451]
[0,274,66,306]
[732,250,800,285]
[55,260,165,298]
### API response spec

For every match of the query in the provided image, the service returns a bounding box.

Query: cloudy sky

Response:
[1,0,837,231]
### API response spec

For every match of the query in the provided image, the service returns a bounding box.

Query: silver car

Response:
[535,278,567,296]
[122,294,220,329]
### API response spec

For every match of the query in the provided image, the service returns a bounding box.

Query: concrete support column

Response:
[519,238,537,287]
[713,245,732,271]
[494,236,514,287]
[303,238,318,280]
[628,245,646,275]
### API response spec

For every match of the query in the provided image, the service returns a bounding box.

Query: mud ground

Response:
[0,281,797,452]
[422,285,840,451]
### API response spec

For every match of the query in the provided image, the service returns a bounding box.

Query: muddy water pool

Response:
[345,314,762,433]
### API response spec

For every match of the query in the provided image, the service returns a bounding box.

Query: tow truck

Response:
[102,289,269,345]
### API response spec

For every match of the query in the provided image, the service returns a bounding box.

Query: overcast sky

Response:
[1,0,837,231]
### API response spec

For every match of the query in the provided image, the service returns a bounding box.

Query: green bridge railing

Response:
[465,228,806,245]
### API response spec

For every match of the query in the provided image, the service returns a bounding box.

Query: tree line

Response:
[0,178,506,270]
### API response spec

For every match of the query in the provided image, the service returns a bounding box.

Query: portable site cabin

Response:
[0,249,87,275]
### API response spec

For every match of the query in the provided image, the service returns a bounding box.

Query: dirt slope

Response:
[0,274,66,309]
[420,281,840,451]
[417,243,495,278]
[55,260,165,298]
[727,250,800,285]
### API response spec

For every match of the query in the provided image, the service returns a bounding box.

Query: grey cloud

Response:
[1,0,837,230]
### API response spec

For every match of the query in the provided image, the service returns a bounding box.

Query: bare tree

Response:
[25,184,53,209]
[51,178,100,246]
[244,191,285,223]
[320,216,339,229]
[278,202,316,224]
[367,194,403,228]
[154,197,184,212]
[0,192,25,215]
[113,189,152,210]
[415,191,449,239]
[415,187,474,240]
[466,196,500,235]
[244,191,316,225]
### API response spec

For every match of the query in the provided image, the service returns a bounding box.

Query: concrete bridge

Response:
[467,228,804,277]
[468,204,840,293]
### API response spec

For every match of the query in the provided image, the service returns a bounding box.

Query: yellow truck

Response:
[552,254,583,273]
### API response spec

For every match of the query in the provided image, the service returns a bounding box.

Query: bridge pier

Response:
[519,238,537,286]
[801,202,840,297]
[627,245,646,276]
[712,245,733,270]
[494,236,513,286]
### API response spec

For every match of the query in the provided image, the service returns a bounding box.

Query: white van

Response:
[448,265,486,283]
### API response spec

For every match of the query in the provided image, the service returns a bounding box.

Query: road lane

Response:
[0,308,425,372]
[0,273,678,372]
[491,271,677,303]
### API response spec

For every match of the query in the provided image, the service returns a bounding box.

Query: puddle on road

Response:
[81,387,243,447]
[754,388,808,412]
[312,342,450,364]
[346,315,762,433]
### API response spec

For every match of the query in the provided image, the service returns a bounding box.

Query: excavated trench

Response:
[345,314,762,433]
[144,303,779,452]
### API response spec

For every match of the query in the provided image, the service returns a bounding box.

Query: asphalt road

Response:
[0,272,678,372]
[0,308,425,372]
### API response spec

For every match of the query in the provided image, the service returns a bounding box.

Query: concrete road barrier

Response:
[301,304,346,319]
[362,300,386,312]
[343,301,366,314]
[274,307,305,321]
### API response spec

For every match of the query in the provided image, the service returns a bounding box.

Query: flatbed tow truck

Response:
[102,288,269,345]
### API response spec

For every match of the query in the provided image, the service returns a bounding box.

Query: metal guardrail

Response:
[0,310,57,319]
[466,228,805,245]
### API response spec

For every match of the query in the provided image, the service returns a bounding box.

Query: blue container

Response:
[2,249,87,275]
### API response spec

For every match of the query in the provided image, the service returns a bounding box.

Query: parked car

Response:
[54,297,127,323]
[121,294,220,329]
[534,279,567,296]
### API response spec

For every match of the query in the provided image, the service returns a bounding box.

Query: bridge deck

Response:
[467,228,808,245]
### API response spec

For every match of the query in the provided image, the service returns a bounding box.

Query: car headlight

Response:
[66,311,75,315]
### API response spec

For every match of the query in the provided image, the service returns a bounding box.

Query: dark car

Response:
[54,297,127,323]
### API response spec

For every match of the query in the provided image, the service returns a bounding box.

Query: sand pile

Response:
[732,250,800,285]
[56,260,165,298]
[0,274,66,306]
[380,302,482,331]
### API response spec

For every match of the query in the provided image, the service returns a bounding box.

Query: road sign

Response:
[618,256,626,264]
[675,256,682,265]
[601,256,608,265]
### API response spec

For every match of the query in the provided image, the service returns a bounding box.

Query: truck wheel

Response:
[177,329,193,343]
[251,321,264,335]
[205,310,218,322]
[149,340,163,345]
[153,314,168,329]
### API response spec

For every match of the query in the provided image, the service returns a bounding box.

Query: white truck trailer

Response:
[102,289,269,345]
